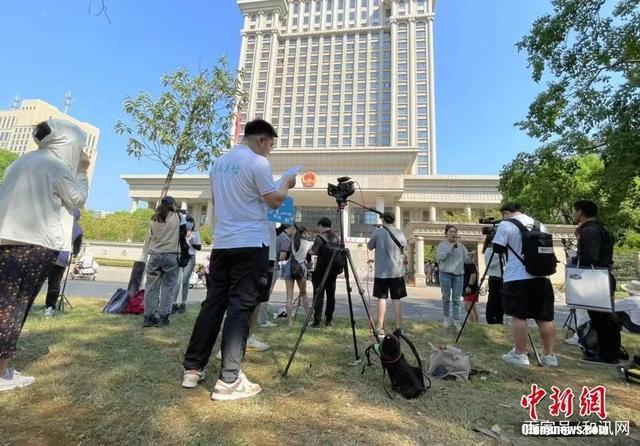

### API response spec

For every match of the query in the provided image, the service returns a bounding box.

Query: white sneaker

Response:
[502,348,530,367]
[564,333,579,346]
[541,354,559,367]
[44,307,56,318]
[247,335,270,351]
[442,318,451,328]
[181,369,205,388]
[215,350,222,360]
[453,320,462,330]
[258,321,277,328]
[0,368,35,392]
[211,372,261,401]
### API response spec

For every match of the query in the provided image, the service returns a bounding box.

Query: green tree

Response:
[0,149,18,184]
[81,209,154,242]
[115,60,245,198]
[516,0,640,234]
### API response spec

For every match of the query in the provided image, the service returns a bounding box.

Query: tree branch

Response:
[89,0,111,24]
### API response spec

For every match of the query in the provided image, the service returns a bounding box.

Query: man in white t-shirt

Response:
[492,202,558,368]
[182,119,296,401]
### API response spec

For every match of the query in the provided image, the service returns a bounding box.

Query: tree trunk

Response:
[161,164,177,199]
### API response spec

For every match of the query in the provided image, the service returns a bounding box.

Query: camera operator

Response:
[436,225,473,330]
[569,200,622,365]
[182,119,295,401]
[0,119,90,392]
[492,203,557,367]
[482,227,504,324]
[367,212,407,335]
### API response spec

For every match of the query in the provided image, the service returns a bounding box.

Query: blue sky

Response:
[0,0,552,211]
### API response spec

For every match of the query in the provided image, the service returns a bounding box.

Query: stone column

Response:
[394,204,402,229]
[130,198,139,213]
[376,195,385,214]
[414,237,426,287]
[193,204,203,229]
[341,205,350,240]
[206,201,213,226]
[465,206,472,217]
[407,242,415,274]
[181,201,188,212]
[429,205,437,222]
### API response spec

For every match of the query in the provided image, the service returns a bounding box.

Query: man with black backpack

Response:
[570,200,622,365]
[367,211,407,335]
[308,217,344,328]
[492,203,559,367]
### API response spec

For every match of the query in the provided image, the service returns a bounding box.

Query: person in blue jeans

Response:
[436,225,473,329]
[172,215,202,314]
[142,196,185,327]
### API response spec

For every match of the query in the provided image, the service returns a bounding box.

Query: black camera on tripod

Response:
[327,176,355,203]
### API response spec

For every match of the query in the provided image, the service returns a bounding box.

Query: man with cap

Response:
[367,211,408,335]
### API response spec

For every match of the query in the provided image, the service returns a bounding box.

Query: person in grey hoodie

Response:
[0,119,90,392]
[436,224,472,329]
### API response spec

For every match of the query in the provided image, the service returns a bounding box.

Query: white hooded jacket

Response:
[0,119,89,251]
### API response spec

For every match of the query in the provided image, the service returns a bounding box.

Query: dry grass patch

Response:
[0,298,638,445]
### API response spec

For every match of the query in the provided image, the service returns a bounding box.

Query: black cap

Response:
[161,196,176,206]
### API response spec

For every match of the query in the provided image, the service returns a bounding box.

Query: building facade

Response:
[236,0,436,175]
[0,99,100,185]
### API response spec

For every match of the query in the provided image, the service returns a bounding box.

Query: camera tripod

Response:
[56,260,74,312]
[282,200,382,377]
[455,248,542,367]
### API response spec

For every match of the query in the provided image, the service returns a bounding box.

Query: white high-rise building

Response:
[236,0,437,175]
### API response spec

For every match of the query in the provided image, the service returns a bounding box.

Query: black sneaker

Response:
[178,303,186,314]
[325,320,333,327]
[171,304,179,314]
[143,316,158,328]
[157,315,170,327]
[310,322,321,328]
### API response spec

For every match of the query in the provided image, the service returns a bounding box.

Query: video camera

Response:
[327,176,355,203]
[478,217,502,225]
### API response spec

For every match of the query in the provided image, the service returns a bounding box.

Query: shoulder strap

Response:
[504,218,526,263]
[381,226,405,251]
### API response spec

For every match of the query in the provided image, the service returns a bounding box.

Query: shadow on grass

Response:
[0,298,638,445]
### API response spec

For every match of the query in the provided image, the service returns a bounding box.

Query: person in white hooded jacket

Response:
[0,119,90,392]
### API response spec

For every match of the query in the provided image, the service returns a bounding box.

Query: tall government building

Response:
[0,99,100,186]
[123,0,507,282]
[235,0,436,176]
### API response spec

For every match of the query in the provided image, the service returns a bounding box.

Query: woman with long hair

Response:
[283,225,311,326]
[142,196,185,327]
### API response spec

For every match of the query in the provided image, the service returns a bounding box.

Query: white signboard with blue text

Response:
[268,197,295,225]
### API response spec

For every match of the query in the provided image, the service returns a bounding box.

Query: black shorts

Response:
[373,277,407,300]
[500,278,555,322]
[258,260,276,303]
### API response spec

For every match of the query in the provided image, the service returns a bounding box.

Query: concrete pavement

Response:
[59,267,574,328]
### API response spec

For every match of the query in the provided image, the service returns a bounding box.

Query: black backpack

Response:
[505,218,557,276]
[317,233,346,276]
[363,330,431,399]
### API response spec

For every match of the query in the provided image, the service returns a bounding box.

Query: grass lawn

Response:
[1,298,639,445]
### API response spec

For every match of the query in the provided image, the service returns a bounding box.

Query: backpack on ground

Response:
[123,289,145,315]
[103,288,130,314]
[623,355,640,384]
[363,329,430,399]
[577,320,627,362]
[506,218,557,277]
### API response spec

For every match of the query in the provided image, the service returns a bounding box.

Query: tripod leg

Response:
[57,262,73,312]
[345,250,381,344]
[456,250,495,344]
[283,250,338,377]
[341,251,361,364]
[528,329,542,367]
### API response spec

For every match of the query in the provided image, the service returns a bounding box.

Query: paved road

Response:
[58,276,574,328]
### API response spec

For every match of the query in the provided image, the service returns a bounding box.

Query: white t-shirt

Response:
[210,145,277,249]
[492,213,548,282]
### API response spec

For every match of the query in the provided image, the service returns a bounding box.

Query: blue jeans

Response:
[175,255,196,304]
[145,253,180,317]
[439,272,463,321]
